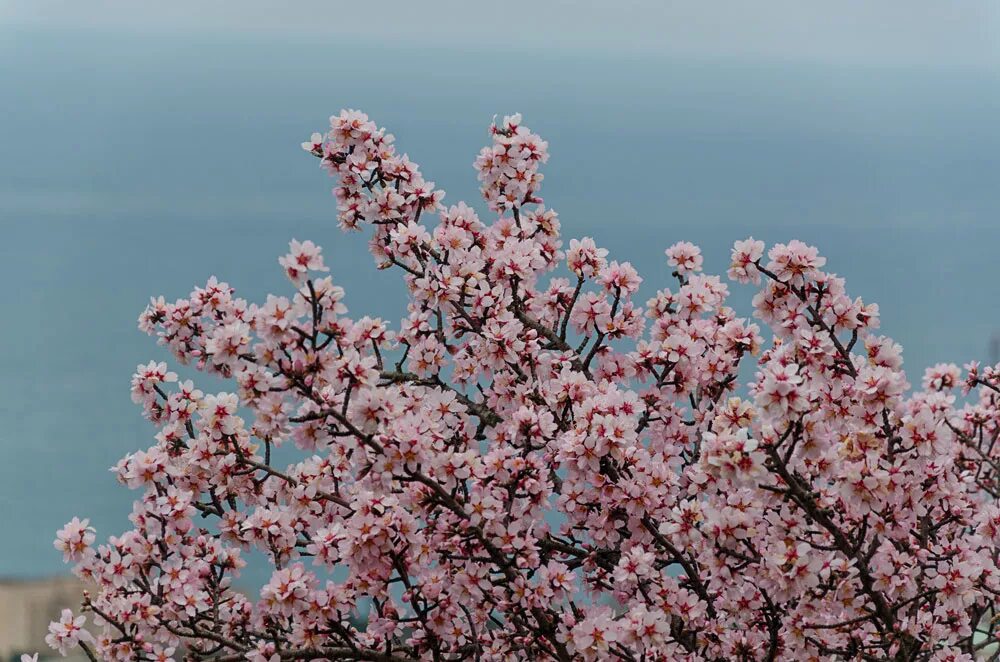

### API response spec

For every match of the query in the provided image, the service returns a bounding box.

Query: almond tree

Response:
[49,110,1000,661]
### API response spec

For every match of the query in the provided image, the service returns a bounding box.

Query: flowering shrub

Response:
[50,110,1000,661]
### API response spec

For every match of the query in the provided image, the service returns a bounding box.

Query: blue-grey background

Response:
[2,2,999,579]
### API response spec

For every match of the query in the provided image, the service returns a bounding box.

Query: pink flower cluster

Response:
[50,109,1000,661]
[474,113,549,212]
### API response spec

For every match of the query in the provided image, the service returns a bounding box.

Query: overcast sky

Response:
[4,0,1000,69]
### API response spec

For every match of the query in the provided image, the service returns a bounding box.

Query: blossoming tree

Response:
[49,110,1000,661]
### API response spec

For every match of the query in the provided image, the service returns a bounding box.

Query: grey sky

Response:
[3,0,1000,68]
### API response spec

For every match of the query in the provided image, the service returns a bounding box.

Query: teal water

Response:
[2,28,999,579]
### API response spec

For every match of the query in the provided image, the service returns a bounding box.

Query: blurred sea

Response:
[1,28,999,582]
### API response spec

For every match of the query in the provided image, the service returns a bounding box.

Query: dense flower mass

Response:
[50,109,1000,661]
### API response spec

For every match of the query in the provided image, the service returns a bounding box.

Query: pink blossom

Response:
[54,517,95,563]
[665,240,703,276]
[45,609,93,656]
[728,237,765,284]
